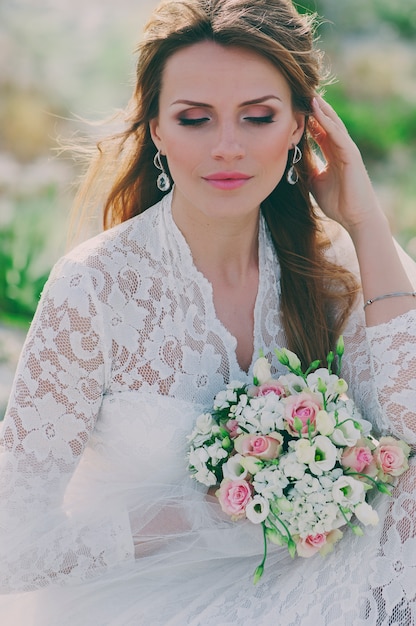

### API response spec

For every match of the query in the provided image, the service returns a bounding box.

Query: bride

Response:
[1,1,415,624]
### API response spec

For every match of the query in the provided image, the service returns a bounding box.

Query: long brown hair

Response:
[73,0,359,366]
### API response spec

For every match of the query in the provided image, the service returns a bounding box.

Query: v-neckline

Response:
[162,192,266,378]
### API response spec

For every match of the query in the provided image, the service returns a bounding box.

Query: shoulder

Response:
[67,199,164,266]
[43,197,168,304]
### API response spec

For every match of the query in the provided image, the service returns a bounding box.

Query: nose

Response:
[210,122,245,161]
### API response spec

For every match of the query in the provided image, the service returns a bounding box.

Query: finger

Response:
[311,96,349,135]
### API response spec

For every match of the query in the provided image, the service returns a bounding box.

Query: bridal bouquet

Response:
[186,338,411,582]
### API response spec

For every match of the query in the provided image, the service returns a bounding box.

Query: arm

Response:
[310,95,416,326]
[309,96,416,445]
[0,258,134,593]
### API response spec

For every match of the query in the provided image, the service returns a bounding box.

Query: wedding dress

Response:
[1,190,415,625]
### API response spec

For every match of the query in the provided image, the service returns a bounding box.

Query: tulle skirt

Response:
[1,478,414,626]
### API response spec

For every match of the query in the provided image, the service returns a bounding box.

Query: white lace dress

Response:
[1,191,415,625]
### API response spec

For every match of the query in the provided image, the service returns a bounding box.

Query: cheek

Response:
[163,134,205,180]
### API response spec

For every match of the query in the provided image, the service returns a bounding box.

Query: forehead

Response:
[160,40,292,104]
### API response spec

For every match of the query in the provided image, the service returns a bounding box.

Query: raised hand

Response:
[308,95,383,236]
[308,95,415,324]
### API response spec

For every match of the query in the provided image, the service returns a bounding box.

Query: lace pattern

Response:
[1,191,415,624]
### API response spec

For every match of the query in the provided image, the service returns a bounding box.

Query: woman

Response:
[1,0,415,624]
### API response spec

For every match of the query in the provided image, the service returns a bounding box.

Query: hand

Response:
[308,95,385,237]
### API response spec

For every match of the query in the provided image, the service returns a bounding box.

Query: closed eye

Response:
[178,117,210,126]
[244,115,275,124]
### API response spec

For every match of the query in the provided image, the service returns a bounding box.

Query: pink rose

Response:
[296,533,327,558]
[341,444,373,473]
[373,437,410,479]
[216,478,253,520]
[284,392,322,437]
[255,380,286,398]
[224,419,240,439]
[297,529,343,557]
[234,433,283,460]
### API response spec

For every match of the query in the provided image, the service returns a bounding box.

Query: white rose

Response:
[253,356,272,385]
[332,476,365,506]
[316,410,336,436]
[245,495,270,524]
[295,439,316,464]
[309,435,338,476]
[354,502,379,526]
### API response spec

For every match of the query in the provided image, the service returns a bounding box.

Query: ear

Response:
[149,118,164,153]
[290,112,306,147]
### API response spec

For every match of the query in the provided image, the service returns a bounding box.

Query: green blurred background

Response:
[1,0,416,412]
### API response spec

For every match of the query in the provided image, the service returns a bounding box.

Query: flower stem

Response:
[253,523,268,584]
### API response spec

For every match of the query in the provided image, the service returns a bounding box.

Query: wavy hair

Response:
[73,0,359,366]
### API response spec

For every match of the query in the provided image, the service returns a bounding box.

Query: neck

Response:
[171,196,260,285]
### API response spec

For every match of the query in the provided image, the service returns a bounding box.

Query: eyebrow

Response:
[170,95,283,108]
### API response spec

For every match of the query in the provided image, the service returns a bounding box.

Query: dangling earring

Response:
[153,150,171,192]
[286,144,302,185]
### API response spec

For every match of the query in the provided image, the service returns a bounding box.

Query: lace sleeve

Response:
[0,258,134,594]
[333,231,416,447]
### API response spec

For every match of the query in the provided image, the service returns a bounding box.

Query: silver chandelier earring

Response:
[286,144,302,185]
[153,150,171,192]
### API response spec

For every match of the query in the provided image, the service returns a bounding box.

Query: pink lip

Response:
[203,171,252,190]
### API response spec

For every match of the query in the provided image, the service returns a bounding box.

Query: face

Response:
[150,41,305,224]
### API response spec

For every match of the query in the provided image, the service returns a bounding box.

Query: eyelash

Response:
[178,118,210,126]
[244,115,275,124]
[177,115,275,127]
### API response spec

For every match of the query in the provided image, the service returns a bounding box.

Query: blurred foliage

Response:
[325,84,416,160]
[0,185,64,327]
[1,0,416,328]
[295,0,416,37]
[374,0,416,39]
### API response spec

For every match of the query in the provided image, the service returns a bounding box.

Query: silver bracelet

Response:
[364,291,416,309]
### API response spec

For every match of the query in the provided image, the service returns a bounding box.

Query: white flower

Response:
[332,476,366,506]
[253,467,288,498]
[241,455,262,475]
[327,378,348,397]
[188,447,217,486]
[245,495,270,524]
[206,441,228,466]
[253,357,272,385]
[195,412,214,434]
[188,446,209,470]
[316,410,336,436]
[295,439,316,464]
[276,347,301,370]
[309,436,338,476]
[194,468,217,486]
[306,368,338,392]
[354,502,379,526]
[331,416,362,447]
[278,373,307,394]
[259,395,285,432]
[222,453,249,480]
[280,456,306,481]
